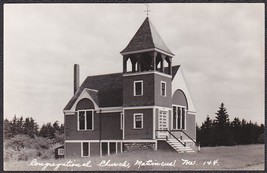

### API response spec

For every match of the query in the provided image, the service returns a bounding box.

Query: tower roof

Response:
[121,17,174,56]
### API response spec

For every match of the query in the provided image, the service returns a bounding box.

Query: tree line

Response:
[197,103,264,147]
[4,115,64,143]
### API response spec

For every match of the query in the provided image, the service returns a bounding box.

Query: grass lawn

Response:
[4,144,264,171]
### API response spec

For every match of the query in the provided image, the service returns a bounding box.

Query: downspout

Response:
[99,109,102,156]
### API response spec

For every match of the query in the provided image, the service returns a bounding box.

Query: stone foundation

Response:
[123,142,155,152]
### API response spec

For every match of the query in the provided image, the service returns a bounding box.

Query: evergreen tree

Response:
[200,115,214,146]
[39,122,56,139]
[214,103,233,146]
[230,117,242,144]
[4,119,12,139]
[214,103,230,127]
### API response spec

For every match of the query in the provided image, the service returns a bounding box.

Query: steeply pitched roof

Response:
[64,66,180,111]
[64,73,123,110]
[121,17,174,56]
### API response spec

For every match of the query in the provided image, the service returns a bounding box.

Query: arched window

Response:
[172,89,188,130]
[76,98,95,131]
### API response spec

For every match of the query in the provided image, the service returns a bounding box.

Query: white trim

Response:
[115,142,118,154]
[122,109,125,140]
[123,105,172,110]
[70,89,99,111]
[85,88,98,92]
[96,106,123,113]
[107,142,110,156]
[65,113,75,115]
[120,142,123,153]
[77,109,94,131]
[133,113,143,129]
[123,70,172,79]
[121,48,175,57]
[153,107,155,139]
[63,110,76,114]
[81,142,90,157]
[155,141,158,150]
[121,140,157,142]
[160,81,167,97]
[100,142,102,157]
[134,80,143,96]
[120,113,123,130]
[187,110,196,114]
[65,139,157,143]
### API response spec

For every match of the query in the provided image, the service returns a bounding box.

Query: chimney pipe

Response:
[74,64,80,95]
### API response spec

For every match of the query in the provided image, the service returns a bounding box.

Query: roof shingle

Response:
[64,66,180,111]
[121,17,174,56]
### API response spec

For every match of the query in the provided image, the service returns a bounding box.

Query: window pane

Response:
[177,107,181,129]
[79,111,85,130]
[102,142,108,156]
[110,142,116,154]
[135,115,142,128]
[182,108,185,129]
[135,82,142,95]
[83,142,89,156]
[86,111,93,130]
[173,106,176,129]
[161,82,166,96]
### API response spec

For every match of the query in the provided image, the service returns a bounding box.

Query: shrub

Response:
[4,135,57,161]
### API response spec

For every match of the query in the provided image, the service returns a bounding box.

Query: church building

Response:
[63,17,197,157]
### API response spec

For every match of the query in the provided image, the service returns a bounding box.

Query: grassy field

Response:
[4,144,264,171]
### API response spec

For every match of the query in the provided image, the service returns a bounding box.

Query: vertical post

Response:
[161,55,165,73]
[168,57,172,75]
[137,56,141,72]
[152,52,157,71]
[123,56,127,73]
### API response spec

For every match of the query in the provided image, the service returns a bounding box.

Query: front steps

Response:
[166,138,195,153]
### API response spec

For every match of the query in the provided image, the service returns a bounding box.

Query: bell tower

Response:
[121,17,174,75]
[121,17,174,140]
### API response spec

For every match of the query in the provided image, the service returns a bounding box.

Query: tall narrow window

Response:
[86,111,93,130]
[101,142,108,156]
[82,142,89,157]
[79,111,85,130]
[134,114,143,129]
[172,105,186,130]
[161,81,166,96]
[110,142,116,154]
[134,81,143,96]
[78,110,94,130]
[173,106,176,129]
[182,108,185,129]
[177,107,181,129]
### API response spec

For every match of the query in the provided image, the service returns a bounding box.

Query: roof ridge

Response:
[147,17,155,48]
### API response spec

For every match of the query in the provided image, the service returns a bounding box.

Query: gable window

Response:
[134,80,143,96]
[172,105,186,130]
[161,81,166,96]
[82,142,90,157]
[78,110,94,130]
[133,113,143,129]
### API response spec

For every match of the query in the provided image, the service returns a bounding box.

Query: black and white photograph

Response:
[3,3,265,171]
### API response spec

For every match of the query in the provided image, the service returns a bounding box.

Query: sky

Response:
[4,3,264,126]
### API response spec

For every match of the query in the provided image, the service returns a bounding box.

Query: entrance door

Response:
[157,109,168,138]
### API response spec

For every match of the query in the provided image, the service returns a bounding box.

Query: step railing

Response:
[156,129,186,147]
[171,129,200,151]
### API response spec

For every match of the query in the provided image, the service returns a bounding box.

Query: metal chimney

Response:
[74,64,80,94]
